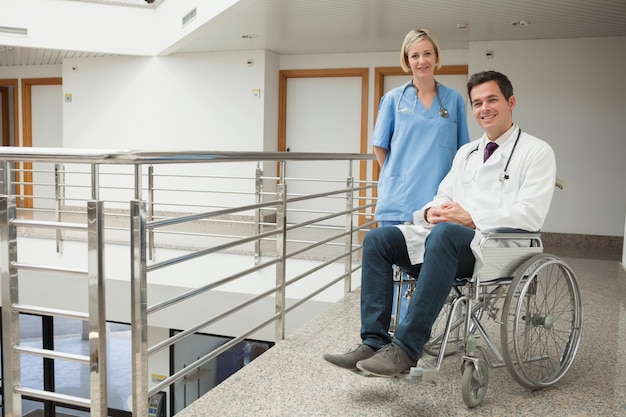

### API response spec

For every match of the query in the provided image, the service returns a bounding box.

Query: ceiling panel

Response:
[1,0,625,66]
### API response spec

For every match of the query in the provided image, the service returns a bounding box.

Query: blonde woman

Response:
[373,28,469,227]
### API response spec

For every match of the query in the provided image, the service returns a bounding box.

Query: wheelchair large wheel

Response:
[501,254,583,390]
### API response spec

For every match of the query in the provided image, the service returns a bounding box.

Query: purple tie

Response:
[484,142,499,162]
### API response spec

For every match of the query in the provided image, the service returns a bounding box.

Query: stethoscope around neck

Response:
[463,128,522,183]
[397,81,449,117]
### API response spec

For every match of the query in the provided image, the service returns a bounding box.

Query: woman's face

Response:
[406,39,437,79]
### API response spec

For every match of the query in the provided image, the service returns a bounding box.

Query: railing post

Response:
[91,163,100,200]
[130,199,149,416]
[0,194,21,417]
[147,165,155,261]
[254,164,263,265]
[55,163,64,254]
[275,161,287,341]
[87,200,108,416]
[0,160,7,195]
[345,172,354,295]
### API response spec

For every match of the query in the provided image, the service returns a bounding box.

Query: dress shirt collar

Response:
[484,124,517,147]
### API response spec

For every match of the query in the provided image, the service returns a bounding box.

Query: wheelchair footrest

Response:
[408,366,439,383]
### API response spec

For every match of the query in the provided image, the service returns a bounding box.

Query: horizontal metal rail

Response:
[12,262,87,276]
[14,346,90,364]
[13,304,89,321]
[15,387,90,409]
[147,256,282,315]
[11,219,87,231]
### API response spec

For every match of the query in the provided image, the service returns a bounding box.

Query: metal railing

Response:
[0,148,376,416]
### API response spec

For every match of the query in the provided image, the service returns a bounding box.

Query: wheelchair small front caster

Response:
[461,359,489,408]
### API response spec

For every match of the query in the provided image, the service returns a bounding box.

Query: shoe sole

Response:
[323,359,359,371]
[355,363,410,378]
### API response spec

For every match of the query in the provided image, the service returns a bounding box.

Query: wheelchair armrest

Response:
[482,227,538,234]
[481,228,541,241]
[479,228,542,249]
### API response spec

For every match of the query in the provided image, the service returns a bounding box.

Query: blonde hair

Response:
[400,28,442,73]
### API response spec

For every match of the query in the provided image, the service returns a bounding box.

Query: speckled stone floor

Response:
[178,246,626,417]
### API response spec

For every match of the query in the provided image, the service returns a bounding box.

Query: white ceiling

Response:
[1,0,626,66]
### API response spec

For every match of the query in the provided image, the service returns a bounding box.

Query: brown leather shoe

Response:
[323,344,376,370]
[356,343,415,377]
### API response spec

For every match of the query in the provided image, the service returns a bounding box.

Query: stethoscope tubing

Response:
[463,128,522,183]
[396,81,448,118]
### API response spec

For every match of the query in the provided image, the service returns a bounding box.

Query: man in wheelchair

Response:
[324,70,557,377]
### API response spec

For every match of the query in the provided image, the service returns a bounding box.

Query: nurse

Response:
[373,28,470,227]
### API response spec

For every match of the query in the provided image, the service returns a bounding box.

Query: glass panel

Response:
[56,405,90,416]
[20,314,43,390]
[106,323,132,412]
[22,398,43,416]
[54,317,89,401]
[20,314,43,416]
[172,333,271,413]
[53,318,132,412]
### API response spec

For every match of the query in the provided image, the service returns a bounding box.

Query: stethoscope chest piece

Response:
[435,82,448,118]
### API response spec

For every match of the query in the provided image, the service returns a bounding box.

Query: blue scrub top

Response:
[373,81,470,222]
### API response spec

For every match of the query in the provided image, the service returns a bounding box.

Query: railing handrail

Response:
[0,147,373,164]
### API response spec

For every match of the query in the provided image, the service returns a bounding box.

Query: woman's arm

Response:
[373,145,388,167]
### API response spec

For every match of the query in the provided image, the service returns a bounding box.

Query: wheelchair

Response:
[391,229,583,408]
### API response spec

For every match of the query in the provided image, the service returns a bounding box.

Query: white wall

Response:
[468,37,626,237]
[62,51,268,151]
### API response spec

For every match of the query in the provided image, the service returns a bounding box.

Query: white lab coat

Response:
[397,126,557,270]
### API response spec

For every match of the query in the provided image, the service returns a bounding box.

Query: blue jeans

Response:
[360,223,476,361]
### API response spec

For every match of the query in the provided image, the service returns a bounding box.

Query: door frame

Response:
[0,86,11,146]
[278,68,371,225]
[278,68,369,154]
[20,77,62,208]
[0,79,19,147]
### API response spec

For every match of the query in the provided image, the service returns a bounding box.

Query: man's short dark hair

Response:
[467,71,514,100]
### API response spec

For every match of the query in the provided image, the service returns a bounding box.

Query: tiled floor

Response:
[179,246,626,417]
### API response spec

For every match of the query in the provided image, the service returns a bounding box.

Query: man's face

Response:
[469,80,516,139]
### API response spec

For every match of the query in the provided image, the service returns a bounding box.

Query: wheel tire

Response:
[461,360,489,408]
[501,254,583,389]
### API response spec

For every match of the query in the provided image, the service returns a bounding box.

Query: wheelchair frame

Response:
[392,231,583,408]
